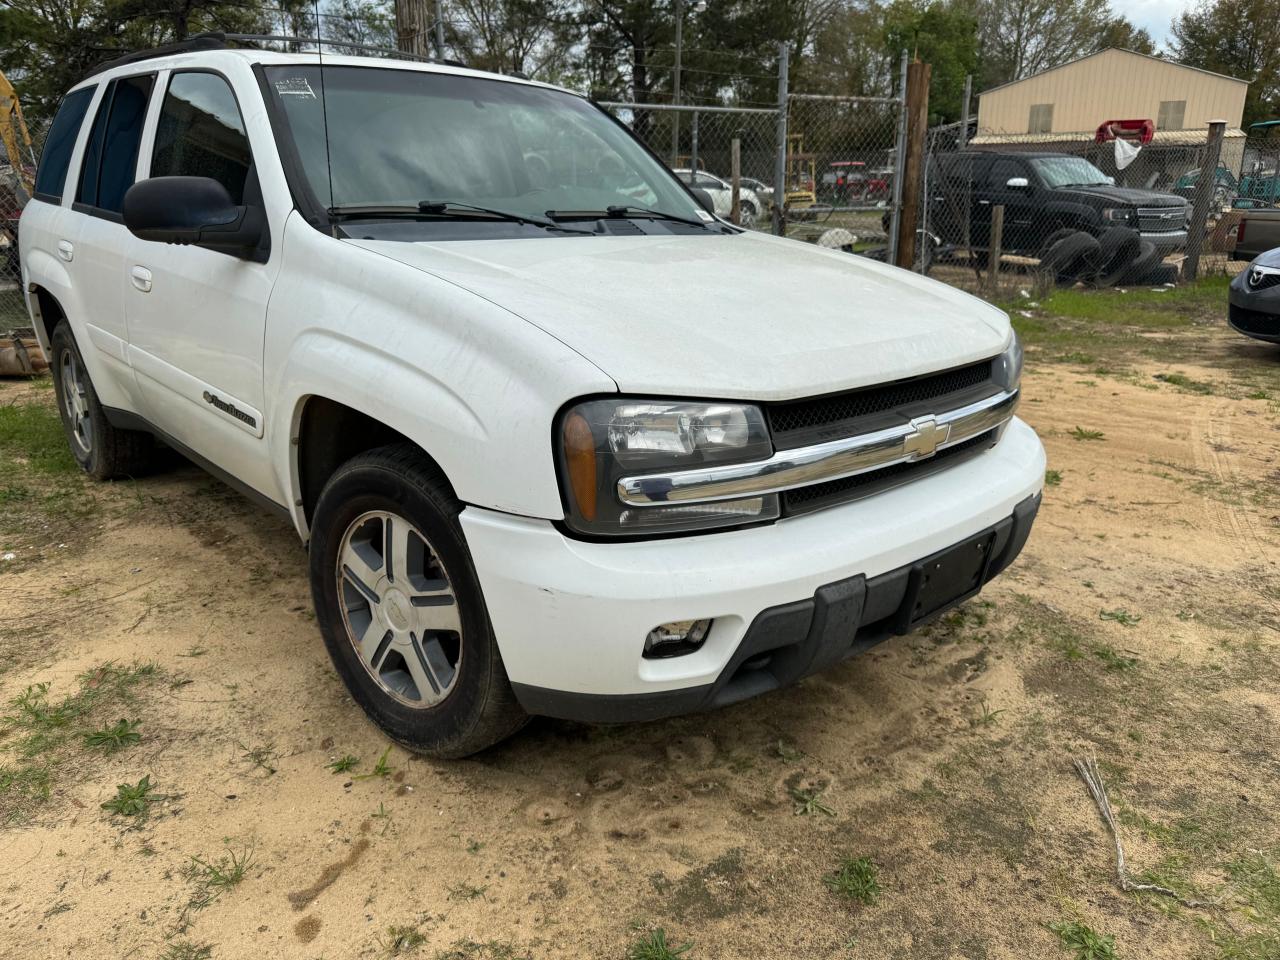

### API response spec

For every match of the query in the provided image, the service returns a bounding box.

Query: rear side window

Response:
[151,72,252,203]
[77,74,155,214]
[33,86,96,202]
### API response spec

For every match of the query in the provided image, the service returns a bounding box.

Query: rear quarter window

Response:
[33,86,96,202]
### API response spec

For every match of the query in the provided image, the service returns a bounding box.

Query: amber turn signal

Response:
[563,412,598,522]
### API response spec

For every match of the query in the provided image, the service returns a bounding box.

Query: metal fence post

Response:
[959,75,972,149]
[1183,119,1226,283]
[690,110,700,178]
[887,50,909,266]
[772,43,789,237]
[730,136,742,225]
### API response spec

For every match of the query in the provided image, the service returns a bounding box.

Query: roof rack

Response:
[83,31,469,81]
[83,32,228,79]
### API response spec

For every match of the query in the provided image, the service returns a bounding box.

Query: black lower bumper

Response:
[512,492,1041,723]
[1228,301,1280,342]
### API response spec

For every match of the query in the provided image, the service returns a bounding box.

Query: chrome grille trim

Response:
[617,388,1019,507]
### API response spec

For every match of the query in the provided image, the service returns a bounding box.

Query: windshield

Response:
[263,65,705,225]
[1029,156,1111,188]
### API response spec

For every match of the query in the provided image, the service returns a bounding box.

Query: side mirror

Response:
[122,176,265,260]
[1005,177,1029,189]
[691,187,717,216]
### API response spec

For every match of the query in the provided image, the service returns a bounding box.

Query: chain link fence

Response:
[909,124,1280,298]
[1,120,42,336]
[598,55,908,248]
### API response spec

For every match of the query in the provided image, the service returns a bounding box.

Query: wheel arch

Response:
[25,283,65,358]
[291,394,460,539]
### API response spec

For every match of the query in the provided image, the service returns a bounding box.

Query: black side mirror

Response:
[122,176,266,260]
[691,187,717,216]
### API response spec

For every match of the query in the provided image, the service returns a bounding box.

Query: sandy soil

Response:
[1,322,1278,960]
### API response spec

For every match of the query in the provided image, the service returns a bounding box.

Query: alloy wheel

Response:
[336,510,463,709]
[60,349,92,456]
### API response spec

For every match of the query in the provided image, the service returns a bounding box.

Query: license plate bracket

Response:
[902,530,997,629]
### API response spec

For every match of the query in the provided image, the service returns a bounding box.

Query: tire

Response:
[49,321,157,480]
[309,443,527,759]
[1093,227,1142,287]
[1039,231,1101,285]
[1131,263,1180,286]
[1038,227,1078,258]
[1117,240,1162,284]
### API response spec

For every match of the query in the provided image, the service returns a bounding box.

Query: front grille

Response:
[1247,272,1280,292]
[767,359,995,448]
[782,430,997,516]
[1137,207,1186,234]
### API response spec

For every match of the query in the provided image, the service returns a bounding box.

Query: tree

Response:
[1095,15,1154,55]
[976,0,1115,91]
[1170,0,1280,126]
[881,0,979,122]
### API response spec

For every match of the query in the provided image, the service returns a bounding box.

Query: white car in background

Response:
[673,169,763,224]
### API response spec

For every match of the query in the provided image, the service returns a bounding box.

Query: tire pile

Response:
[1037,227,1176,287]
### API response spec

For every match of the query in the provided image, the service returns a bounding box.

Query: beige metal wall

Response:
[977,49,1247,135]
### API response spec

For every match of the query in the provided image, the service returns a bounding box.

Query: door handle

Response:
[977,200,992,205]
[56,240,74,262]
[130,265,153,293]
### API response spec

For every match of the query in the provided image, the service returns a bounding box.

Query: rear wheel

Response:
[49,321,157,480]
[309,444,527,758]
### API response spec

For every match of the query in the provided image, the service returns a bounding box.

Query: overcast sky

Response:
[1112,0,1197,50]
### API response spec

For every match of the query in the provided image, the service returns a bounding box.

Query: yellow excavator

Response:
[0,68,36,197]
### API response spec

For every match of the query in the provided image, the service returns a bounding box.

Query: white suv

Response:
[21,37,1045,757]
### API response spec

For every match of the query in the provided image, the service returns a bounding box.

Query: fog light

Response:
[643,619,712,659]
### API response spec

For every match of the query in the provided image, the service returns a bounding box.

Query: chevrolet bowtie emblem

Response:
[903,416,950,460]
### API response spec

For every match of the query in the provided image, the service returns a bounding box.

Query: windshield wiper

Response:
[329,201,592,234]
[544,205,709,228]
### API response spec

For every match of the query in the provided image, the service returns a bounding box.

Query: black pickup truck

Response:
[926,151,1190,255]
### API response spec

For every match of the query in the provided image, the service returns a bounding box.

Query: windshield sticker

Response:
[274,77,317,99]
[696,209,714,222]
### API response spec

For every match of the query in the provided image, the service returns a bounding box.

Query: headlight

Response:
[558,398,777,536]
[993,331,1023,393]
[1101,207,1134,222]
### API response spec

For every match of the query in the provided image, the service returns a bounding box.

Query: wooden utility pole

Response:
[894,59,931,269]
[986,205,1005,295]
[394,0,431,57]
[1183,120,1226,282]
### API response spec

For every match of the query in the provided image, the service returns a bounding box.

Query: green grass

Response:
[353,745,394,781]
[184,844,254,909]
[1154,372,1214,394]
[0,399,78,475]
[789,783,835,816]
[1033,277,1229,325]
[382,924,427,955]
[83,718,141,754]
[1047,920,1119,960]
[1100,609,1142,627]
[101,774,161,817]
[0,662,162,823]
[824,856,881,904]
[1045,469,1063,486]
[327,754,358,774]
[627,929,692,960]
[1071,426,1106,442]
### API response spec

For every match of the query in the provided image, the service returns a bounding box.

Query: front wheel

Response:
[308,443,527,758]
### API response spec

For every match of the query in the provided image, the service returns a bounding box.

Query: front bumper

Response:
[1228,276,1280,342]
[462,417,1045,721]
[1141,229,1188,253]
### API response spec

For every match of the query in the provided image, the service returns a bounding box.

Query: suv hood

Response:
[347,232,1011,401]
[1054,184,1186,207]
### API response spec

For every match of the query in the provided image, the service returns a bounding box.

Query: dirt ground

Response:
[1,280,1278,960]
